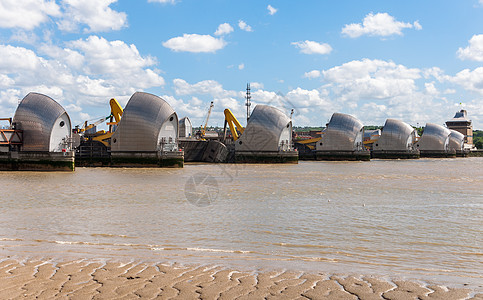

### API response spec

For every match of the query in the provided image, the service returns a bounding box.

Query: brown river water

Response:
[0,159,482,291]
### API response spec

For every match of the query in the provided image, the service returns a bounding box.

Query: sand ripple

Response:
[0,258,479,299]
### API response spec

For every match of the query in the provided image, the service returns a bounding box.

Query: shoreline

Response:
[0,257,480,299]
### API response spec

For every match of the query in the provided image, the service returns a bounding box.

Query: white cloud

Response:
[57,0,127,33]
[306,59,482,127]
[292,40,332,55]
[38,44,85,70]
[322,58,421,101]
[0,0,60,30]
[0,74,15,88]
[267,5,277,15]
[342,13,422,38]
[0,45,43,72]
[238,20,253,32]
[164,88,246,127]
[447,67,483,96]
[238,63,245,70]
[457,34,483,62]
[286,88,331,111]
[423,67,445,80]
[173,79,237,98]
[424,82,439,95]
[0,44,80,101]
[65,103,82,112]
[250,82,264,90]
[215,23,234,36]
[304,70,321,79]
[413,21,422,30]
[0,36,165,126]
[163,34,226,53]
[9,31,39,45]
[163,95,207,121]
[79,112,91,121]
[0,89,22,116]
[67,36,159,78]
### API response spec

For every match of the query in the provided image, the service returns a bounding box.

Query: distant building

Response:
[445,110,473,146]
[179,117,192,138]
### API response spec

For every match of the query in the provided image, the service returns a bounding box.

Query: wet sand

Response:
[0,258,480,299]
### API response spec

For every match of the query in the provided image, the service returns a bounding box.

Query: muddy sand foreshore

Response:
[0,258,481,299]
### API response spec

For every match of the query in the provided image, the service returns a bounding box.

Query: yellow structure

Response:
[223,109,244,141]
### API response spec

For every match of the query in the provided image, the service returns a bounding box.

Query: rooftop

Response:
[447,110,471,123]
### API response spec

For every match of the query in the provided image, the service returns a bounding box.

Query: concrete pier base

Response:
[315,150,370,161]
[371,150,420,159]
[0,151,75,171]
[110,151,184,168]
[235,151,298,163]
[419,150,456,158]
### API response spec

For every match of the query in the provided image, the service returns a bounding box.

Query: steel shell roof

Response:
[448,130,464,151]
[417,123,451,151]
[373,118,416,151]
[12,92,70,152]
[317,113,363,151]
[235,105,291,152]
[111,92,177,152]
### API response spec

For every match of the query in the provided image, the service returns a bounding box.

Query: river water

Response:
[0,159,482,290]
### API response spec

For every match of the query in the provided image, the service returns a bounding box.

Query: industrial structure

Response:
[109,92,183,167]
[178,101,229,163]
[445,110,474,149]
[179,117,192,138]
[232,105,298,163]
[73,98,124,164]
[315,113,370,161]
[2,85,477,171]
[0,92,74,171]
[372,119,420,159]
[416,123,455,158]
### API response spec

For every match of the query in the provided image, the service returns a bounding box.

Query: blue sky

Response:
[1,0,483,129]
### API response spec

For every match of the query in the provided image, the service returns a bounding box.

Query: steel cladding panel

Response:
[417,123,451,151]
[12,92,69,152]
[317,113,363,151]
[179,117,192,138]
[235,105,291,152]
[448,130,464,151]
[373,119,415,151]
[111,92,176,152]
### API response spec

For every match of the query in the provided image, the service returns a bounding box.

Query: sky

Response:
[1,0,483,130]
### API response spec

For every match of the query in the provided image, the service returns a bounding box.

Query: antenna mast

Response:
[245,83,251,123]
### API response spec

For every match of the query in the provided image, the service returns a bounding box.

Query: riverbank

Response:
[0,258,479,299]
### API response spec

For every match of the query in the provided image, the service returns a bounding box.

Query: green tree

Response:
[473,130,483,149]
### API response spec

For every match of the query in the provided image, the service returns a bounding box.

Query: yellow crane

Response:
[223,108,244,141]
[77,116,110,134]
[92,98,124,147]
[108,98,123,125]
[74,98,124,147]
[199,101,214,138]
